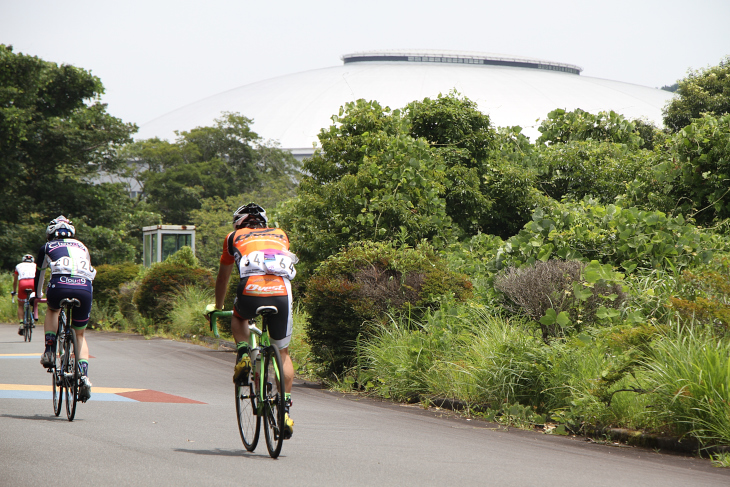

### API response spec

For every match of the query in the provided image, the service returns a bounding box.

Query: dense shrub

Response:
[93,262,142,308]
[494,259,627,341]
[117,281,140,322]
[303,241,473,376]
[493,199,718,274]
[479,159,546,239]
[534,141,654,204]
[667,256,730,334]
[662,55,730,133]
[536,108,645,149]
[665,113,730,225]
[133,247,214,323]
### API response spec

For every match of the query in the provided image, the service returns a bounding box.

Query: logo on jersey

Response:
[242,275,288,296]
[48,240,85,251]
[234,229,287,244]
[59,276,87,285]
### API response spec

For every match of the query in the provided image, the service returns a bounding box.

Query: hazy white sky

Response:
[2,0,729,129]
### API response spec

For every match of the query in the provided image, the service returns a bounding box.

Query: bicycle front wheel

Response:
[235,371,260,451]
[64,329,79,421]
[262,344,285,459]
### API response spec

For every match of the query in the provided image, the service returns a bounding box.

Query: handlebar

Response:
[204,309,263,339]
[206,310,232,338]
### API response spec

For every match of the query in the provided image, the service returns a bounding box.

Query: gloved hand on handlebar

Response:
[204,303,222,315]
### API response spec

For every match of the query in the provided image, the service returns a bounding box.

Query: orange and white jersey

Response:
[220,227,297,280]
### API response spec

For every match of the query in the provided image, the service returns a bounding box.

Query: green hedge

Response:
[133,247,214,323]
[93,262,142,308]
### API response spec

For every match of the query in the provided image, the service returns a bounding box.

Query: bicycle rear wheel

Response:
[262,344,285,458]
[64,327,79,421]
[52,328,63,417]
[23,305,32,342]
[235,370,260,451]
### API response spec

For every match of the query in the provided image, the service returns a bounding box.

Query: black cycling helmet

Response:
[22,254,34,263]
[46,215,76,241]
[233,203,267,229]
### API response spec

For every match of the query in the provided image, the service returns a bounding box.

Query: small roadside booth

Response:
[142,225,196,267]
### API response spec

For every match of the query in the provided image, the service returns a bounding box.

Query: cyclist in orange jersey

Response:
[209,203,297,439]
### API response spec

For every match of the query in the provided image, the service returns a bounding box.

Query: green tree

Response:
[142,158,237,224]
[663,56,730,132]
[536,108,647,149]
[130,112,300,224]
[660,113,730,224]
[535,141,655,204]
[406,92,497,237]
[0,45,152,269]
[0,45,136,223]
[278,99,451,269]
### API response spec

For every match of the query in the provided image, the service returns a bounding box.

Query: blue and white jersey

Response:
[35,238,96,297]
[40,239,96,280]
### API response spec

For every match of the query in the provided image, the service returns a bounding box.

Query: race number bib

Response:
[49,248,96,280]
[239,250,297,280]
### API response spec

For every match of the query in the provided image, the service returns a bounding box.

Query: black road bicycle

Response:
[50,298,82,421]
[21,288,35,342]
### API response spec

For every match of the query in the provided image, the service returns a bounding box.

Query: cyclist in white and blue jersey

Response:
[34,216,96,402]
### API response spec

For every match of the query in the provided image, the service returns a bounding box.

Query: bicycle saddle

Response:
[256,306,278,316]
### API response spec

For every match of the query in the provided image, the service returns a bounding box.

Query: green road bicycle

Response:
[50,298,82,421]
[208,307,287,458]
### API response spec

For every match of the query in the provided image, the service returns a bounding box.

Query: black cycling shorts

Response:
[46,276,93,329]
[234,275,293,349]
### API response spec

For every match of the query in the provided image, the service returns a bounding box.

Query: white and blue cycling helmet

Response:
[233,203,267,229]
[46,215,76,241]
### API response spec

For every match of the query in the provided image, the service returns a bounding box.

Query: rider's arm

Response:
[34,248,47,298]
[12,272,18,294]
[215,263,234,310]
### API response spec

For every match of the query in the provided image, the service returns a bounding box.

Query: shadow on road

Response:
[1,413,82,423]
[174,448,281,460]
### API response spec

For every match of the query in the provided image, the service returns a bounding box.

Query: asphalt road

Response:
[2,323,729,487]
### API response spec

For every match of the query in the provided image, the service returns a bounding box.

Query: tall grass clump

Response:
[643,321,730,447]
[0,272,17,322]
[165,285,215,337]
[288,307,320,380]
[424,308,547,407]
[357,303,475,402]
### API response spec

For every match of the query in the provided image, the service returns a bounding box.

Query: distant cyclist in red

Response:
[35,216,96,402]
[208,203,297,439]
[12,254,37,335]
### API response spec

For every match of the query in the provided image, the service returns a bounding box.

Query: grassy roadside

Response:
[5,262,728,466]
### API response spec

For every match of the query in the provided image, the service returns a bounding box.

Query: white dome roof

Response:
[137,50,674,155]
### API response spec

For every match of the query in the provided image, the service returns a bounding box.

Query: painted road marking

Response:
[0,391,137,401]
[0,354,96,359]
[0,384,205,404]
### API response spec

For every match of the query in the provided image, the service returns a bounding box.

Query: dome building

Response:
[137,50,674,159]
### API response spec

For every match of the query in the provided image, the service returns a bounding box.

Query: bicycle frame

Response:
[207,310,282,414]
[53,298,81,420]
